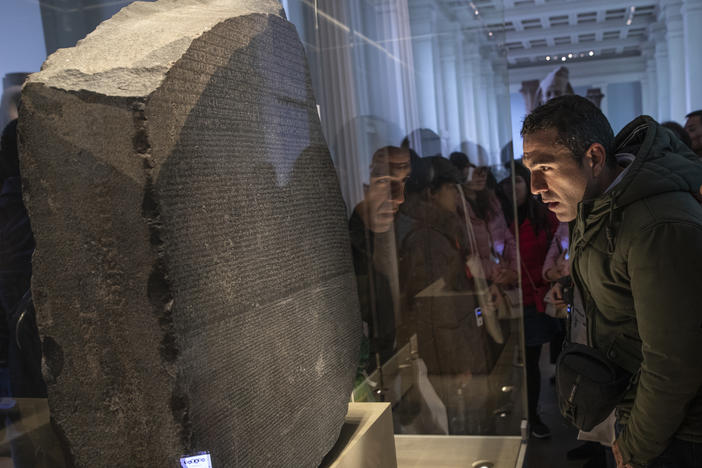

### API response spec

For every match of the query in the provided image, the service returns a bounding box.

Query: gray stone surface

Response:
[19,1,360,466]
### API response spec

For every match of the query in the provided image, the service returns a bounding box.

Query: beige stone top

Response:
[27,0,284,97]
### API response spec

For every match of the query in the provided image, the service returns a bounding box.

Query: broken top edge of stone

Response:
[27,0,286,98]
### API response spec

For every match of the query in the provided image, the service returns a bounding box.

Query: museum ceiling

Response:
[440,0,659,69]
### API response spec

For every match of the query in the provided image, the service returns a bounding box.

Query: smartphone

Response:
[561,285,573,305]
[180,452,212,468]
[474,307,484,327]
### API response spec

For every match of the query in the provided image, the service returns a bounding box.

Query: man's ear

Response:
[585,143,608,177]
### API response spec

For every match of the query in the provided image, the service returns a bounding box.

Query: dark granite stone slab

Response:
[19,1,360,466]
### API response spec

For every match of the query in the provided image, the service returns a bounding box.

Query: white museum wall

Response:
[607,82,644,133]
[509,92,526,159]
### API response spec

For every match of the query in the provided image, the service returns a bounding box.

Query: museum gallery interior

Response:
[0,0,700,467]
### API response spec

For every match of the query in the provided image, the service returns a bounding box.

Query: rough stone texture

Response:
[18,1,360,466]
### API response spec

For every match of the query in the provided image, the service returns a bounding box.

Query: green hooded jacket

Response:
[569,116,702,467]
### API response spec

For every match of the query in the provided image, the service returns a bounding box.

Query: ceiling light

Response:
[488,31,493,37]
[588,50,595,56]
[580,53,585,57]
[475,9,480,15]
[568,53,573,58]
[546,56,551,61]
[561,56,567,61]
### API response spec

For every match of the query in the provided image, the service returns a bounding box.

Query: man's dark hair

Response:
[661,121,692,148]
[521,95,616,168]
[685,110,702,121]
[427,156,461,193]
[448,151,469,170]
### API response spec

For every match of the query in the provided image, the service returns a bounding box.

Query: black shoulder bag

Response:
[555,293,633,432]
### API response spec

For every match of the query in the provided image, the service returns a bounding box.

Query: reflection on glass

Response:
[349,146,411,375]
[284,0,526,442]
[3,0,527,464]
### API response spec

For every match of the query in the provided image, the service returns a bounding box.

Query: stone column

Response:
[683,0,702,111]
[641,43,658,117]
[432,32,447,154]
[474,53,492,157]
[589,82,609,116]
[409,0,439,133]
[646,56,659,117]
[369,0,409,130]
[652,23,671,122]
[460,38,481,147]
[375,0,421,134]
[440,31,461,154]
[492,59,512,149]
[483,57,501,163]
[586,88,605,109]
[348,2,371,117]
[454,34,467,147]
[662,0,687,122]
[314,0,364,208]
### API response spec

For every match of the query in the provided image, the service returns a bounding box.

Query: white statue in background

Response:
[535,66,574,105]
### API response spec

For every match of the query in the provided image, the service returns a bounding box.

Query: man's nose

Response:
[391,181,405,204]
[531,173,547,195]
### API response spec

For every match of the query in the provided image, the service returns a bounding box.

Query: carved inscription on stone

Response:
[19,1,360,466]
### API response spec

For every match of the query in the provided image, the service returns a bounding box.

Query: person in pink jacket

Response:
[542,222,570,282]
[450,152,517,287]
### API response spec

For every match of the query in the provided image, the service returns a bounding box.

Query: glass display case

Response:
[1,0,528,466]
[283,1,527,466]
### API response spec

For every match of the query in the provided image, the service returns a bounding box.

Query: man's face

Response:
[501,175,529,207]
[431,183,458,213]
[684,115,702,153]
[364,150,411,232]
[523,128,591,222]
[465,165,488,192]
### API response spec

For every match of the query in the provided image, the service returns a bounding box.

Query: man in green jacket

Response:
[521,95,702,468]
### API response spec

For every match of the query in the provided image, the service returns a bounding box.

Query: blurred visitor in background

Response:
[450,151,517,288]
[499,162,559,440]
[349,146,411,374]
[397,156,467,433]
[398,157,467,370]
[684,110,702,159]
[401,128,443,158]
[541,221,569,372]
[542,222,569,284]
[398,155,507,435]
[661,121,693,150]
[0,120,33,321]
